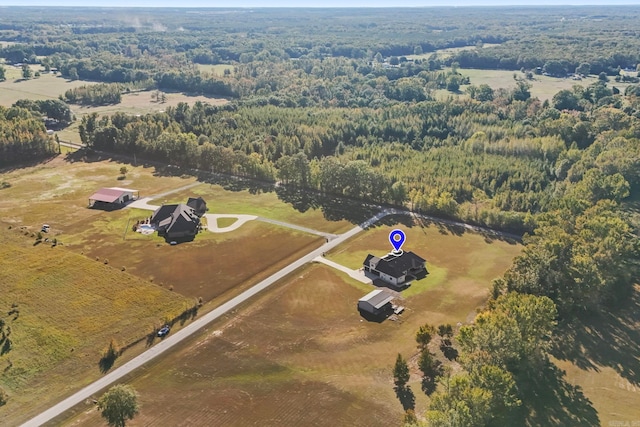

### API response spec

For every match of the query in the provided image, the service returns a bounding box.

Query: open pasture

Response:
[0,154,198,230]
[196,63,235,76]
[55,217,522,426]
[0,71,89,105]
[458,68,635,101]
[0,227,189,426]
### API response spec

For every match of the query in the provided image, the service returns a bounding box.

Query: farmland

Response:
[51,217,522,426]
[0,226,189,426]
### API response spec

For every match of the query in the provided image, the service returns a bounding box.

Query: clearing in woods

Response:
[52,218,522,426]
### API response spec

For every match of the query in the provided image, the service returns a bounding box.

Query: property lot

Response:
[327,215,522,300]
[0,227,189,426]
[64,213,323,302]
[55,218,522,426]
[0,155,197,229]
[152,182,354,234]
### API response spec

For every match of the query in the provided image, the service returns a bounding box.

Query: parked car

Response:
[157,325,170,337]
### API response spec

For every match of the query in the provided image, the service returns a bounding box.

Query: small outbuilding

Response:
[358,289,394,317]
[88,187,139,209]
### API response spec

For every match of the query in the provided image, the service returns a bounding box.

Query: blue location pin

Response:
[389,229,406,255]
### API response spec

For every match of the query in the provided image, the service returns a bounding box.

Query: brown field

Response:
[0,226,189,426]
[64,214,323,301]
[0,156,323,303]
[55,218,522,427]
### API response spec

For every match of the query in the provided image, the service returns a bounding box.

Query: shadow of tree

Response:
[98,352,117,373]
[394,385,416,411]
[509,361,599,427]
[551,289,640,385]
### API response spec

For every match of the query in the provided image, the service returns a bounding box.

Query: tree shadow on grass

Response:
[550,289,640,385]
[394,385,416,411]
[98,352,117,374]
[510,361,599,427]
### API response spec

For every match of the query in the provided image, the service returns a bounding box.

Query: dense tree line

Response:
[63,83,122,106]
[0,106,56,167]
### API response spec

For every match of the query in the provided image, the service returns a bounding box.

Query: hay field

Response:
[0,227,189,426]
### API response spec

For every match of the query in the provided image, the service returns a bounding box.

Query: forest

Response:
[1,5,640,426]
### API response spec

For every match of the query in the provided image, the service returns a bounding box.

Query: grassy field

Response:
[0,226,189,426]
[458,68,635,101]
[0,71,89,105]
[0,154,198,229]
[64,214,323,302]
[196,63,235,76]
[0,156,324,302]
[328,215,521,300]
[406,43,501,61]
[54,217,522,426]
[152,182,354,234]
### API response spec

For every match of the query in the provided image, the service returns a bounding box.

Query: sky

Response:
[1,0,639,6]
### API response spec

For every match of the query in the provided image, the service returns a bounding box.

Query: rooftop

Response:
[359,289,394,309]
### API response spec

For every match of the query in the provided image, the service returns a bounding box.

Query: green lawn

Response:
[151,182,354,234]
[328,216,521,300]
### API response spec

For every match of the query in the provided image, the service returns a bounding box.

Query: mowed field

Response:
[55,219,522,426]
[0,156,324,303]
[0,227,189,426]
[0,70,89,105]
[153,182,354,234]
[458,68,635,102]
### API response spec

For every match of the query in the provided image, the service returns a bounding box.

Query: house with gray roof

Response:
[151,203,200,240]
[363,251,427,289]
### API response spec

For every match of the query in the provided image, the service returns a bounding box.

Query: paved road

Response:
[20,209,390,427]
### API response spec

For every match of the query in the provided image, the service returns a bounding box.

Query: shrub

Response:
[0,387,8,406]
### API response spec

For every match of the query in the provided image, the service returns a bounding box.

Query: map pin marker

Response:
[389,229,405,255]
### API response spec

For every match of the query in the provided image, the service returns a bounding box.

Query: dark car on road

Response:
[157,325,170,337]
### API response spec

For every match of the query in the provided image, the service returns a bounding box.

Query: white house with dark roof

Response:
[363,251,427,289]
